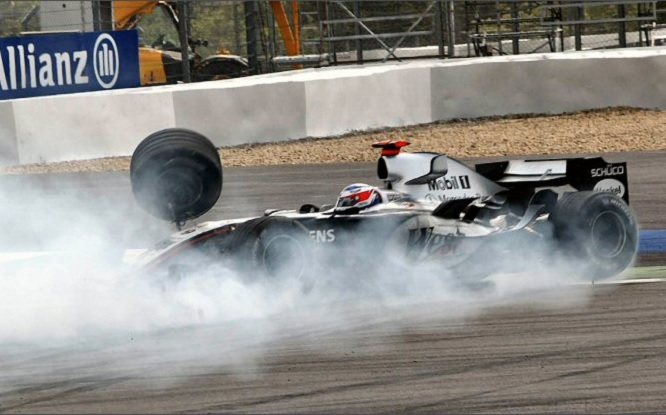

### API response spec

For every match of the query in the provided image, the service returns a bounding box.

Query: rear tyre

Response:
[130,128,222,223]
[550,191,638,280]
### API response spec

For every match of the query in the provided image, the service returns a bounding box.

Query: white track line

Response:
[595,278,666,285]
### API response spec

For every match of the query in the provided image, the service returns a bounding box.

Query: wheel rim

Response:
[590,211,627,258]
[155,166,204,216]
[262,235,306,279]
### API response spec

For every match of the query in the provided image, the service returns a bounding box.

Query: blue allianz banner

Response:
[0,30,140,100]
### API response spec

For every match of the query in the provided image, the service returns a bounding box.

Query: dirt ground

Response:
[1,107,665,174]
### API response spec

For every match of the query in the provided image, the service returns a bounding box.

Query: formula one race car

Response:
[129,128,638,286]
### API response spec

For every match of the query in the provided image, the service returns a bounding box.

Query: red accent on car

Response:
[371,140,411,156]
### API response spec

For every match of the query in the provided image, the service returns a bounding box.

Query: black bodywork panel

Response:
[475,157,630,204]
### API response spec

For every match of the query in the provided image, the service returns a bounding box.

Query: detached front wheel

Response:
[551,191,638,280]
[130,128,222,224]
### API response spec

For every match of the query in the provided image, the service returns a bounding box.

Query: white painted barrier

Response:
[1,46,666,165]
[304,64,433,137]
[172,78,308,147]
[430,50,666,119]
[0,101,18,164]
[11,89,177,164]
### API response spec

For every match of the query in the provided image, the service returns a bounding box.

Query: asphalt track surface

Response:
[0,151,665,413]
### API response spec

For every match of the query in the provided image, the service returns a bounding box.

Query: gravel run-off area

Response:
[1,107,665,174]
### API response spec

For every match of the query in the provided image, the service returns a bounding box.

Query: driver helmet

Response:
[336,183,384,211]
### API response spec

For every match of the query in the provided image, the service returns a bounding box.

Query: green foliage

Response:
[658,1,666,24]
[129,1,243,57]
[135,5,181,49]
[188,1,243,56]
[0,0,40,38]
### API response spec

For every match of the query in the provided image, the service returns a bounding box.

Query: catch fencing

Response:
[3,1,666,75]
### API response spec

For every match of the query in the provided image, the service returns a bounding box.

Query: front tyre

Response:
[130,128,222,223]
[550,191,638,280]
[238,218,314,292]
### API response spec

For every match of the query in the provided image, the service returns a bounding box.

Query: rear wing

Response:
[370,141,630,205]
[475,157,630,204]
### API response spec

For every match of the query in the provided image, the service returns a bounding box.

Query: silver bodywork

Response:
[132,145,635,281]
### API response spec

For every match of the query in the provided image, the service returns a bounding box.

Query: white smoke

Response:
[0,173,610,389]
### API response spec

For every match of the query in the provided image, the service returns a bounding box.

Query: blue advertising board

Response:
[0,30,140,100]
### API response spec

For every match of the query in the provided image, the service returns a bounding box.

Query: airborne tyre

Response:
[550,191,638,280]
[130,128,222,223]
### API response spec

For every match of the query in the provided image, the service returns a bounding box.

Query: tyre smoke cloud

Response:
[0,170,627,395]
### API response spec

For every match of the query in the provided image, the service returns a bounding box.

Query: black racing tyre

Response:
[130,128,222,223]
[240,217,314,291]
[550,191,638,280]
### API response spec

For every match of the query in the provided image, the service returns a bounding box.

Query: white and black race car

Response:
[129,128,638,286]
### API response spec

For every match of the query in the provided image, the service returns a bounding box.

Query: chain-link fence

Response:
[2,1,666,79]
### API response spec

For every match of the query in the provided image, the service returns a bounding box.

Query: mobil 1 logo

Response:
[424,174,479,202]
[427,175,471,191]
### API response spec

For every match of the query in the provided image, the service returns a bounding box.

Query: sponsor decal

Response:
[594,178,626,198]
[309,229,335,243]
[591,165,625,178]
[385,192,402,202]
[424,193,480,202]
[92,33,120,89]
[407,227,459,260]
[0,30,139,100]
[427,175,471,192]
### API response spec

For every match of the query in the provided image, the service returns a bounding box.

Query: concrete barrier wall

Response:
[0,101,18,165]
[1,47,666,165]
[12,89,177,164]
[173,79,307,147]
[431,51,666,120]
[304,64,433,137]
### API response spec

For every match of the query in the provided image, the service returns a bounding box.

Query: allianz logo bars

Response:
[94,33,119,88]
[0,30,140,100]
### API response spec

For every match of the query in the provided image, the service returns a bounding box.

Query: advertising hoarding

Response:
[0,30,140,100]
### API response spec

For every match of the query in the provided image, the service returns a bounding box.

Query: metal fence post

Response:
[244,0,260,74]
[511,2,519,55]
[92,1,114,31]
[267,2,277,73]
[354,1,363,64]
[177,0,191,83]
[233,0,242,55]
[618,4,627,48]
[447,1,455,58]
[434,1,445,58]
[574,5,582,51]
